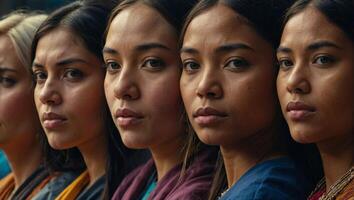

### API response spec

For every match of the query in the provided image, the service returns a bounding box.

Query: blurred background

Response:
[0,0,75,16]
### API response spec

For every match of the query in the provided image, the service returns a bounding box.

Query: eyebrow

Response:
[103,47,118,55]
[135,43,170,51]
[215,43,254,53]
[277,46,292,54]
[306,41,341,51]
[181,43,254,55]
[180,47,198,54]
[277,41,341,54]
[103,43,171,56]
[0,67,17,73]
[32,58,89,69]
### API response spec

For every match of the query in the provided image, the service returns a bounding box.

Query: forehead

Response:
[183,4,267,50]
[105,3,177,49]
[281,7,349,47]
[35,27,95,64]
[0,35,25,72]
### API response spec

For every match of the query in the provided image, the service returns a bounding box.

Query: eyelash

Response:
[105,61,121,74]
[182,60,200,73]
[32,68,84,84]
[224,57,250,71]
[141,58,166,71]
[32,70,47,84]
[313,55,336,66]
[0,76,17,87]
[63,69,84,80]
[278,59,294,70]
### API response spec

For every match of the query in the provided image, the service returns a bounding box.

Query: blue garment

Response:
[76,175,106,200]
[0,151,10,179]
[220,157,310,200]
[32,171,80,200]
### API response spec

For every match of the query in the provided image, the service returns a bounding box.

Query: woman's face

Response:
[277,7,353,144]
[0,35,40,147]
[104,3,184,149]
[33,27,106,150]
[180,4,277,148]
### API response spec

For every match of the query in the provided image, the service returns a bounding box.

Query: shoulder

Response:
[162,149,217,200]
[32,171,80,200]
[112,159,154,200]
[223,157,310,200]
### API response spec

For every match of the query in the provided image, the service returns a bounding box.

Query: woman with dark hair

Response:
[103,0,217,199]
[276,0,354,199]
[31,1,144,199]
[180,0,313,199]
[0,11,77,200]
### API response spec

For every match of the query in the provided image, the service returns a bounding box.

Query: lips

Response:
[115,108,144,128]
[286,101,316,121]
[193,107,227,126]
[42,112,67,129]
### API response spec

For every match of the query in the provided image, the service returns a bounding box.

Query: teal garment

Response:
[0,151,11,179]
[141,181,157,200]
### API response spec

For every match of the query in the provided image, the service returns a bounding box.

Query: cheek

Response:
[0,87,38,136]
[34,86,42,113]
[226,76,277,137]
[180,74,197,116]
[148,76,182,116]
[69,83,105,120]
[104,77,115,111]
[62,76,106,137]
[276,74,288,112]
[316,70,353,133]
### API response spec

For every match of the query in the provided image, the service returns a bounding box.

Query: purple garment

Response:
[112,148,217,200]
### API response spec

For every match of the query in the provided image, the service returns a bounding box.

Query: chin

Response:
[289,128,317,144]
[195,130,221,146]
[47,136,75,150]
[121,135,148,149]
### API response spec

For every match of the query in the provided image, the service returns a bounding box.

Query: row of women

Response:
[0,0,352,199]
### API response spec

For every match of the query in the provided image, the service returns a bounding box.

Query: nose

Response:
[113,67,140,101]
[196,67,223,99]
[285,63,311,94]
[38,78,62,106]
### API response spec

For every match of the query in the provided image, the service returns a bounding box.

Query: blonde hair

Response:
[0,11,47,70]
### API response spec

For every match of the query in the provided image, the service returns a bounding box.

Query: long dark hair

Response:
[180,0,322,199]
[284,0,353,42]
[31,1,137,199]
[106,0,210,180]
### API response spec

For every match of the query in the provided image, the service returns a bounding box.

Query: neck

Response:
[3,135,42,188]
[78,132,108,187]
[221,128,282,188]
[150,135,185,181]
[317,133,354,191]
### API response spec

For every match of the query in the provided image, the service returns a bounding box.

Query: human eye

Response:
[141,58,166,71]
[313,55,336,66]
[32,70,47,84]
[278,58,294,71]
[63,68,84,81]
[0,76,17,87]
[105,61,121,74]
[224,57,250,72]
[182,60,200,74]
